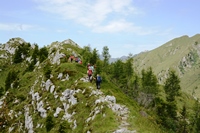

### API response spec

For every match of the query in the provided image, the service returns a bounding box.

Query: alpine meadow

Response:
[0,34,200,133]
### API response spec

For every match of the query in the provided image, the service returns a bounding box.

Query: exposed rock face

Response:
[54,107,62,117]
[49,49,65,65]
[24,105,34,133]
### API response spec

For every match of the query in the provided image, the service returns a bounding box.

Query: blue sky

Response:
[0,0,199,58]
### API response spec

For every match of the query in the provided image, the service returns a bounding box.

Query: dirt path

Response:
[80,76,137,133]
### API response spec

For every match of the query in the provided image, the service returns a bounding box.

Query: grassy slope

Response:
[0,42,168,133]
[134,34,200,98]
[100,73,166,133]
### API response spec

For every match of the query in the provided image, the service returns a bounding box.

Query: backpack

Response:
[97,76,101,82]
[88,69,92,75]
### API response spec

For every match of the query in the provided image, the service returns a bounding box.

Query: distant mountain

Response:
[107,56,128,63]
[133,34,200,98]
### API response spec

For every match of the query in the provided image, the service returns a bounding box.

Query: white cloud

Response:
[0,23,36,31]
[93,20,134,33]
[34,0,145,33]
[93,19,158,35]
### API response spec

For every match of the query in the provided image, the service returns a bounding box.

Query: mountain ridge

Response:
[133,34,200,98]
[0,35,199,132]
[0,38,160,133]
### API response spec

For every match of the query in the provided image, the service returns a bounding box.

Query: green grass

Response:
[133,34,200,99]
[2,36,199,133]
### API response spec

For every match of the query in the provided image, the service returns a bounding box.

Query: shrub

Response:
[39,47,48,63]
[0,86,4,97]
[46,115,54,132]
[5,70,18,91]
[58,121,71,133]
[43,64,52,79]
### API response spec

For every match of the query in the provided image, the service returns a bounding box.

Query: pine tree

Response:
[95,60,102,75]
[13,47,23,63]
[39,46,48,63]
[112,60,124,81]
[90,48,99,65]
[32,43,39,64]
[102,46,111,67]
[191,99,200,132]
[178,105,189,133]
[164,70,180,102]
[81,45,92,66]
[162,70,181,131]
[141,67,159,94]
[124,54,134,79]
[13,43,31,63]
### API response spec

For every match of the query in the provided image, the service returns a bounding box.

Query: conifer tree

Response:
[32,44,39,64]
[131,75,140,98]
[191,99,200,132]
[124,54,134,78]
[90,48,99,65]
[178,105,189,133]
[163,70,181,131]
[25,44,39,72]
[112,59,123,81]
[164,70,180,102]
[13,43,31,63]
[110,59,127,90]
[39,46,48,63]
[141,67,159,94]
[95,60,102,75]
[81,45,92,66]
[102,46,111,67]
[13,46,23,63]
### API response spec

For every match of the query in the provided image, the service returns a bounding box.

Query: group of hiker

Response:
[68,55,82,64]
[68,54,102,89]
[87,63,102,89]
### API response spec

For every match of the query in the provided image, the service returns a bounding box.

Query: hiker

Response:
[69,55,74,62]
[89,64,94,73]
[96,74,102,89]
[78,60,82,64]
[87,63,90,70]
[87,68,93,82]
[75,57,79,63]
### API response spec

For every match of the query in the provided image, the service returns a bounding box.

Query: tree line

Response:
[81,45,200,133]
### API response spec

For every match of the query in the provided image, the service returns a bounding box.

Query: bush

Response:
[5,70,18,91]
[58,121,71,133]
[44,64,52,79]
[16,94,26,101]
[13,43,31,63]
[46,115,54,132]
[39,47,48,63]
[0,86,4,97]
